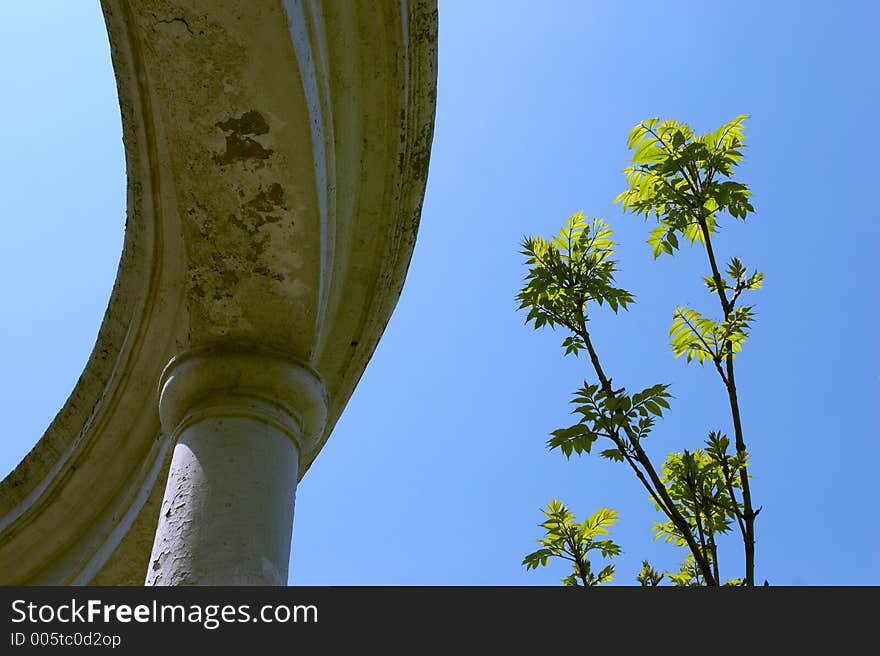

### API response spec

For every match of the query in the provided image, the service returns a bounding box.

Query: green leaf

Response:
[670,307,721,365]
[600,448,625,462]
[547,422,599,457]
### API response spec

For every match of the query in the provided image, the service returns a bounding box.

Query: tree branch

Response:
[575,309,718,585]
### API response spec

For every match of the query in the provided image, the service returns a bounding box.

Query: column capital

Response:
[158,348,328,457]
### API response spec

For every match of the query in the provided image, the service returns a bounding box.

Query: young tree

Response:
[519,116,761,586]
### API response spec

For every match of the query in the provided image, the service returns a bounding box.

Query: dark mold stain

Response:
[243,183,286,213]
[216,110,269,136]
[215,134,271,164]
[254,265,285,282]
[249,234,269,260]
[219,270,239,290]
[229,184,288,236]
[214,111,272,165]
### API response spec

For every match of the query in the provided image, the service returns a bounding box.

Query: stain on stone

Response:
[203,253,241,301]
[254,265,284,282]
[219,270,239,291]
[214,110,272,165]
[230,184,288,236]
[243,183,286,213]
[216,110,269,136]
[250,234,269,260]
[401,121,435,186]
[215,134,271,164]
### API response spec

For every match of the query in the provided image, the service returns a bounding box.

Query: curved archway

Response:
[0,0,437,585]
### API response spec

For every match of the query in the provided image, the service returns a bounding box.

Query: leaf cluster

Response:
[653,447,739,545]
[522,500,621,587]
[518,213,633,342]
[614,116,754,258]
[636,560,664,586]
[669,305,754,366]
[548,382,671,459]
[651,432,749,582]
[665,555,744,587]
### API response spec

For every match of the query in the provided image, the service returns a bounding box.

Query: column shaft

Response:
[144,351,326,586]
[147,411,299,585]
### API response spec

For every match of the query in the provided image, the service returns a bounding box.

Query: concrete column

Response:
[146,350,326,585]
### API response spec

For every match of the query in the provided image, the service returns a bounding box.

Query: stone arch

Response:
[0,0,437,585]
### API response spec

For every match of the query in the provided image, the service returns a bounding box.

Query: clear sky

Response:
[1,1,878,585]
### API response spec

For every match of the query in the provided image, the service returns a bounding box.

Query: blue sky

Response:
[1,1,878,585]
